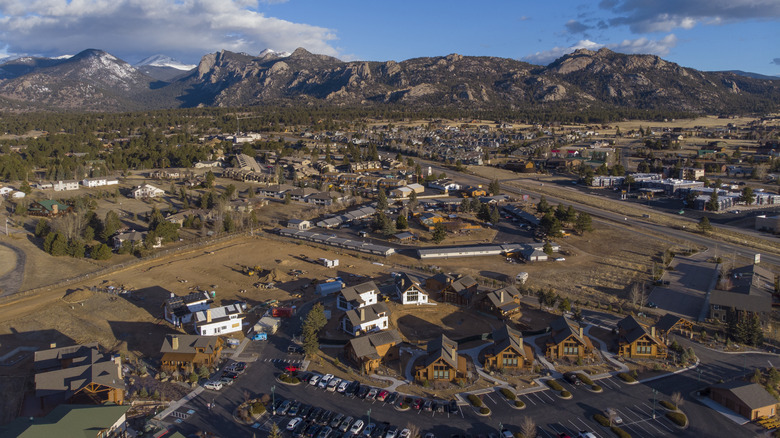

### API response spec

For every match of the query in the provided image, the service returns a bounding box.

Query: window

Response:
[433,364,450,380]
[563,341,579,356]
[406,290,419,303]
[502,353,518,367]
[636,340,653,355]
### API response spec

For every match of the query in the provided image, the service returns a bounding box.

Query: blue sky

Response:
[0,0,778,75]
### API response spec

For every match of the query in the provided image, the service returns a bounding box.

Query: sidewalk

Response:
[584,325,629,374]
[460,343,510,387]
[369,374,408,391]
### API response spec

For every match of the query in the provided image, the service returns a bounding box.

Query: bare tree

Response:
[629,283,644,308]
[405,422,420,438]
[670,391,684,409]
[520,416,537,438]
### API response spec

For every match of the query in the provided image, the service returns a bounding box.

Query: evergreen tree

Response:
[540,212,562,236]
[740,187,755,205]
[706,189,720,211]
[101,210,121,241]
[302,303,327,357]
[223,213,235,232]
[489,205,501,225]
[697,216,713,233]
[83,225,95,242]
[205,170,215,188]
[396,214,408,230]
[50,232,68,256]
[432,223,447,244]
[543,241,553,256]
[488,179,501,195]
[35,219,50,238]
[376,189,388,211]
[573,212,593,235]
[536,196,550,213]
[746,314,764,346]
[68,239,86,258]
[91,243,112,260]
[148,206,164,231]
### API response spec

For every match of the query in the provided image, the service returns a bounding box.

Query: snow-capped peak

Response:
[259,48,291,59]
[52,54,74,60]
[134,54,196,71]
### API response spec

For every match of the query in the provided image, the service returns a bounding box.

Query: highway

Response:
[415,158,780,266]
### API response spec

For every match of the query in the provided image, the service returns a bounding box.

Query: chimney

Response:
[49,342,57,349]
[360,307,365,321]
[171,336,179,350]
[113,354,123,378]
[52,203,58,214]
[206,310,212,323]
[579,327,583,338]
[651,326,656,338]
[500,290,505,303]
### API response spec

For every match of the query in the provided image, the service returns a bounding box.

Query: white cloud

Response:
[523,34,677,65]
[0,0,339,63]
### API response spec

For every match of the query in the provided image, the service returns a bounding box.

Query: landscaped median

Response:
[467,394,492,416]
[545,379,573,399]
[593,413,632,438]
[499,387,526,409]
[276,373,301,385]
[617,372,638,384]
[576,373,603,392]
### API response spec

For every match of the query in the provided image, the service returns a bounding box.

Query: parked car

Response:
[605,408,623,425]
[366,388,378,400]
[557,434,572,438]
[309,373,323,386]
[362,423,376,437]
[319,374,334,389]
[317,426,333,438]
[277,400,292,416]
[399,429,411,438]
[376,390,389,401]
[203,381,222,390]
[448,400,459,414]
[319,410,335,426]
[577,432,597,438]
[288,345,305,355]
[288,401,301,416]
[500,430,513,438]
[288,417,304,431]
[350,419,365,435]
[299,404,312,419]
[218,377,234,386]
[337,380,350,393]
[433,400,443,413]
[221,371,239,380]
[424,434,435,438]
[357,385,371,399]
[330,413,345,429]
[339,416,354,433]
[563,372,581,385]
[385,427,398,438]
[423,399,433,412]
[345,380,360,396]
[327,377,342,392]
[413,398,424,410]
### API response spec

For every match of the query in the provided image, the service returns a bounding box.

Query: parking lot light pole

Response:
[652,388,658,419]
[498,422,503,433]
[367,409,371,428]
[271,385,276,416]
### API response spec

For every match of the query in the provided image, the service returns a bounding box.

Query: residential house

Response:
[483,325,534,371]
[163,291,212,327]
[477,286,522,317]
[229,197,268,213]
[307,191,340,206]
[53,180,80,191]
[390,183,425,198]
[34,343,124,410]
[111,231,154,250]
[414,335,468,383]
[521,246,548,262]
[418,212,444,230]
[544,317,595,361]
[615,316,667,359]
[461,186,487,198]
[0,186,13,196]
[28,200,73,217]
[336,281,380,311]
[710,381,778,421]
[425,273,455,294]
[130,184,164,198]
[345,330,402,374]
[257,184,296,199]
[0,404,130,438]
[193,303,246,336]
[287,219,312,230]
[709,263,774,323]
[654,314,695,343]
[394,272,430,305]
[159,334,224,373]
[288,187,319,202]
[428,179,461,192]
[440,275,479,306]
[341,303,390,336]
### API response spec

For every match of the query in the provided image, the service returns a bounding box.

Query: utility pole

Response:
[271,385,276,415]
[652,388,658,419]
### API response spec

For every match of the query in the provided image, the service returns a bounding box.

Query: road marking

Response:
[636,404,674,432]
[540,390,556,402]
[625,406,668,435]
[483,392,497,404]
[570,418,604,438]
[531,392,547,404]
[520,394,536,405]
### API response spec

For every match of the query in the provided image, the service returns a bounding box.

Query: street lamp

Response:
[498,422,503,434]
[271,385,276,416]
[652,388,658,419]
[367,409,371,429]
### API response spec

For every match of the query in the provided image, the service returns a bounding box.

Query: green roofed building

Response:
[0,404,129,438]
[28,200,72,217]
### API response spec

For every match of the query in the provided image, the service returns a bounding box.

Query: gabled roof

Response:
[710,264,774,313]
[340,281,379,306]
[617,315,662,346]
[484,286,520,310]
[347,330,402,360]
[711,381,779,410]
[421,334,459,369]
[395,272,426,293]
[34,343,123,398]
[344,302,390,327]
[160,334,221,355]
[491,325,530,360]
[655,313,690,334]
[0,404,130,438]
[549,316,588,346]
[448,275,478,295]
[193,303,244,325]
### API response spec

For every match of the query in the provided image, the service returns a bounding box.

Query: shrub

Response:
[138,387,148,398]
[617,373,636,383]
[500,388,517,400]
[251,402,266,415]
[467,394,483,407]
[399,403,409,409]
[577,373,594,385]
[610,426,632,438]
[594,414,610,426]
[514,400,525,408]
[591,385,602,392]
[479,407,491,415]
[546,380,563,391]
[660,400,677,410]
[666,412,688,426]
[560,390,572,398]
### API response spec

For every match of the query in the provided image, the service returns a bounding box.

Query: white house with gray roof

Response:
[193,303,246,336]
[337,281,379,311]
[341,302,390,336]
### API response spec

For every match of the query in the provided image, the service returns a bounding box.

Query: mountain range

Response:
[0,47,778,114]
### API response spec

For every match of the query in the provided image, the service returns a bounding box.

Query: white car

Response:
[399,429,411,438]
[349,419,365,435]
[327,377,342,392]
[577,432,597,438]
[203,381,222,391]
[605,408,623,425]
[318,373,334,389]
[337,380,350,393]
[287,417,303,431]
[309,373,322,386]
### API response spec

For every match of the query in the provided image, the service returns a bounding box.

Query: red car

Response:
[413,398,423,410]
[557,434,572,438]
[377,390,389,402]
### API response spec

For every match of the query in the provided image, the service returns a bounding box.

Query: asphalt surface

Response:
[0,241,26,298]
